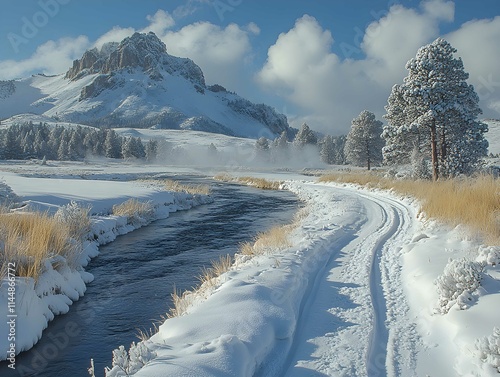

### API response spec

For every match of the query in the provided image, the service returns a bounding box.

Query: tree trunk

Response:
[430,120,439,181]
[366,139,371,170]
[440,128,447,163]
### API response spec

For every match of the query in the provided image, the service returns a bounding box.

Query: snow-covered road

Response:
[279,185,418,376]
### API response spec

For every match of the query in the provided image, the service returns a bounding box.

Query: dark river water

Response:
[1,178,298,377]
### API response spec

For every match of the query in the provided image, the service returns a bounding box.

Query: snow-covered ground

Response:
[1,160,499,376]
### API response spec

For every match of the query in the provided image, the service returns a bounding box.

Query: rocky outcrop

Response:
[66,32,205,88]
[228,98,289,135]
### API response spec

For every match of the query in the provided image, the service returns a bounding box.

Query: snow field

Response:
[0,173,213,360]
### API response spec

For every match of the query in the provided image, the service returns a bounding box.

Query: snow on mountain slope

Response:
[0,33,289,139]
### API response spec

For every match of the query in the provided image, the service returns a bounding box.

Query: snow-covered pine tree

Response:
[255,137,270,162]
[3,127,22,159]
[145,139,158,162]
[293,123,317,148]
[121,137,134,159]
[344,110,384,170]
[255,137,270,151]
[104,129,122,159]
[332,135,347,165]
[320,135,336,165]
[383,38,488,179]
[275,130,288,149]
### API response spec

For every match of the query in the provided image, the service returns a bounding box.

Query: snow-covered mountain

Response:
[0,32,289,139]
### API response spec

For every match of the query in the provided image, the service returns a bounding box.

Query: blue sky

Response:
[1,0,500,134]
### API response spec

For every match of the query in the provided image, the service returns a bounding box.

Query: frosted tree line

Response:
[253,124,347,166]
[0,123,156,161]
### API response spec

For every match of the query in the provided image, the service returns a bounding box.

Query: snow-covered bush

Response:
[477,246,500,266]
[105,342,155,376]
[435,257,483,314]
[0,180,20,209]
[476,327,500,373]
[54,201,91,240]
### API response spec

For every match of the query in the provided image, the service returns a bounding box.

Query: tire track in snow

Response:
[356,190,417,377]
[271,184,417,377]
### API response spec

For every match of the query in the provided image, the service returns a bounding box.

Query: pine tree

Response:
[383,38,487,179]
[255,137,270,162]
[255,137,270,151]
[3,127,22,159]
[145,139,158,162]
[332,135,347,165]
[320,135,336,165]
[132,137,146,159]
[344,110,384,170]
[293,123,317,148]
[105,129,122,159]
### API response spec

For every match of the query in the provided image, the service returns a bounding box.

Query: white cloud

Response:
[141,10,175,36]
[162,22,255,89]
[94,26,135,50]
[422,0,455,22]
[257,1,476,135]
[446,16,500,119]
[0,36,90,80]
[246,22,261,36]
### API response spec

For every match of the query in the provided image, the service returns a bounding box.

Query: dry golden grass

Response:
[213,173,232,182]
[320,172,500,243]
[137,179,211,195]
[237,177,283,190]
[112,199,155,222]
[239,224,293,256]
[168,286,193,318]
[163,179,211,195]
[0,212,75,279]
[167,254,234,318]
[214,174,283,190]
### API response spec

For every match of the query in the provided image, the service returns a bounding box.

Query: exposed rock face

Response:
[228,98,289,135]
[66,32,205,88]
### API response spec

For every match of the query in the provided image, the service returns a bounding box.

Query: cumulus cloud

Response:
[141,9,175,36]
[256,0,500,135]
[446,16,500,118]
[0,36,89,79]
[94,26,135,50]
[162,22,255,89]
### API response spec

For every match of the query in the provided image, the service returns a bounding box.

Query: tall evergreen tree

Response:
[293,123,317,148]
[104,129,122,159]
[320,135,336,165]
[344,110,384,170]
[383,38,487,179]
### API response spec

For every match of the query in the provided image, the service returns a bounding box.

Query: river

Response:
[1,178,298,377]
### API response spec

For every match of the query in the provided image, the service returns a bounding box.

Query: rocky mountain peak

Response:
[65,32,205,88]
